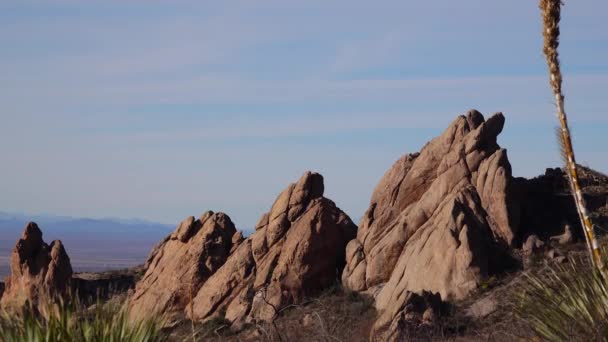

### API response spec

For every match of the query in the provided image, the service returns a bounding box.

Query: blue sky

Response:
[1,0,607,228]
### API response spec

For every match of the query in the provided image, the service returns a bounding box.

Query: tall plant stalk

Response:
[539,0,606,277]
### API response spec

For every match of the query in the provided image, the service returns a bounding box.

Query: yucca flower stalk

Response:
[539,0,606,277]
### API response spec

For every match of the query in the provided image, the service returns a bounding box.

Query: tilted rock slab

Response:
[189,171,357,327]
[0,222,72,311]
[129,211,239,323]
[340,111,519,339]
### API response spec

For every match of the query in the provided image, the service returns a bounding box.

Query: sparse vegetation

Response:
[168,284,376,342]
[508,3,608,340]
[516,251,608,341]
[258,284,376,342]
[0,300,166,342]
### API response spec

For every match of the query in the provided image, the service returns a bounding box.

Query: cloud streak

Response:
[1,0,607,226]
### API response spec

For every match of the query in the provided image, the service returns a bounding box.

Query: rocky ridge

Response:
[1,110,607,342]
[340,110,520,338]
[188,171,357,327]
[129,211,238,323]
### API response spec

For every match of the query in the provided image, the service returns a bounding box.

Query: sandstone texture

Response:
[189,171,357,327]
[340,110,520,340]
[343,110,518,297]
[129,211,238,323]
[0,222,73,311]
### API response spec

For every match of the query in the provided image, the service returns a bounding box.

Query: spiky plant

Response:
[539,0,605,276]
[0,300,166,342]
[516,253,608,341]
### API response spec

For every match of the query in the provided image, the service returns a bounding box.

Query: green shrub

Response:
[0,300,166,342]
[515,255,608,341]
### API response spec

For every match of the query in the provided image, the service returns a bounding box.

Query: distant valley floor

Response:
[0,254,143,279]
[0,213,174,279]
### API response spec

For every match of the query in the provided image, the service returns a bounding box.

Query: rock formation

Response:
[513,166,608,241]
[188,171,357,328]
[522,235,545,255]
[72,266,143,305]
[341,110,519,339]
[129,211,238,323]
[0,222,73,311]
[550,224,574,245]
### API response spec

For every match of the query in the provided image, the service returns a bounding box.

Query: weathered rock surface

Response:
[0,222,73,311]
[343,110,518,299]
[129,211,238,323]
[550,224,574,245]
[189,171,357,327]
[465,293,498,319]
[341,110,520,341]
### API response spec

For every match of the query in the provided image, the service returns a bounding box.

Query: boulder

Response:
[0,222,73,311]
[341,111,519,341]
[545,248,563,260]
[523,235,545,255]
[189,171,357,327]
[550,224,574,245]
[370,291,443,342]
[129,211,238,323]
[343,111,518,299]
[465,293,498,319]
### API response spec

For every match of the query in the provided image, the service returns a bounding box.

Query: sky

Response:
[1,0,607,229]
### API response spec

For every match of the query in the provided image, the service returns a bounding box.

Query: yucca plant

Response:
[515,253,608,341]
[539,0,606,276]
[0,299,166,342]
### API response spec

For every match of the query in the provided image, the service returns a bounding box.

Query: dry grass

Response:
[266,285,376,342]
[168,285,376,342]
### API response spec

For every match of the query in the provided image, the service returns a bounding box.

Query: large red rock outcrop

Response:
[341,111,519,339]
[129,211,238,323]
[0,222,73,311]
[189,171,357,327]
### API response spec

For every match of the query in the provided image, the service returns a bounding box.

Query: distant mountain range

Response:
[0,212,174,278]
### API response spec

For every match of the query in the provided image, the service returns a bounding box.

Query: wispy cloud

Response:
[1,0,607,226]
